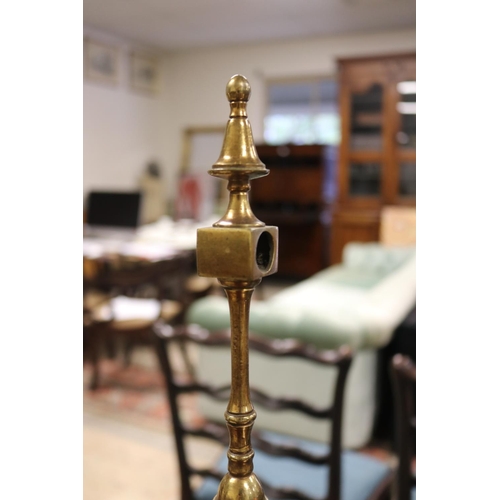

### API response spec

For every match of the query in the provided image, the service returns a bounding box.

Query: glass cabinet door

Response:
[350,83,383,151]
[338,55,415,206]
[399,161,416,196]
[396,81,416,150]
[396,80,416,198]
[349,162,381,196]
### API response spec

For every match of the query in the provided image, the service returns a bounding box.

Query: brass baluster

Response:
[196,74,278,500]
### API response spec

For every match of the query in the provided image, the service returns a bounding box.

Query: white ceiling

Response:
[83,0,416,51]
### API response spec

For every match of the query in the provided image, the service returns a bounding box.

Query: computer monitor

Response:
[86,191,142,228]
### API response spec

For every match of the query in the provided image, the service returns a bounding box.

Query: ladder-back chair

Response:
[84,252,199,389]
[154,323,394,500]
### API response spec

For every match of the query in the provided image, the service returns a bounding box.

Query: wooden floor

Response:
[84,411,223,500]
[83,282,394,499]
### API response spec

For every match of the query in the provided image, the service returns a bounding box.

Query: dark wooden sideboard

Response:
[252,144,336,279]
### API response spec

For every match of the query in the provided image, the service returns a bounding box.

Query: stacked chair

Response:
[83,251,214,389]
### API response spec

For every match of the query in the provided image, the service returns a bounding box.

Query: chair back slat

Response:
[189,467,225,482]
[252,431,328,465]
[89,251,193,302]
[250,387,331,418]
[184,421,229,446]
[176,381,231,400]
[157,324,351,366]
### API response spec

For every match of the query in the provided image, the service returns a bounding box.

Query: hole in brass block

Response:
[256,231,273,272]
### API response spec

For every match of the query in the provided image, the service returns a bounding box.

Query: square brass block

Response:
[197,225,278,280]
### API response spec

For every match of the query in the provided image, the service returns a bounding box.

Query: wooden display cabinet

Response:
[332,53,416,263]
[252,144,336,279]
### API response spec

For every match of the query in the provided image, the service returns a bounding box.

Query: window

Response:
[264,78,340,146]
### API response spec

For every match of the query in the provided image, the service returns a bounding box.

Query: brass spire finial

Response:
[211,75,267,179]
[210,75,270,228]
[196,75,278,500]
[226,74,250,103]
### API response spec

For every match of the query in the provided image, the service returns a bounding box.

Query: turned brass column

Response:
[196,75,278,500]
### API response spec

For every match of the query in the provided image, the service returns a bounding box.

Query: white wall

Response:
[83,27,165,199]
[161,28,416,201]
[83,27,416,207]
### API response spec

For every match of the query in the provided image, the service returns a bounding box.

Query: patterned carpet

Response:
[83,350,223,500]
[83,355,204,435]
[83,350,401,500]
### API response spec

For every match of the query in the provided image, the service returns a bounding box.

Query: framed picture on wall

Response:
[129,52,161,94]
[84,38,119,85]
[176,126,227,220]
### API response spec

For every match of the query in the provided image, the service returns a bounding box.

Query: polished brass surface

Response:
[211,75,268,178]
[196,75,278,500]
[197,227,278,280]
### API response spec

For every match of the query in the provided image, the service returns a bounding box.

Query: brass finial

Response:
[196,75,278,500]
[226,74,251,103]
[211,75,268,179]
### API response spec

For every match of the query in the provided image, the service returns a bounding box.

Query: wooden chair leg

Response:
[89,329,101,391]
[123,339,134,367]
[178,339,196,379]
[105,336,118,359]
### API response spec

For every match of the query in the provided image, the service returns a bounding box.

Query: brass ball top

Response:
[226,74,251,102]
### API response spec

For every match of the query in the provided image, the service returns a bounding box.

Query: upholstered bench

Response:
[187,243,416,448]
